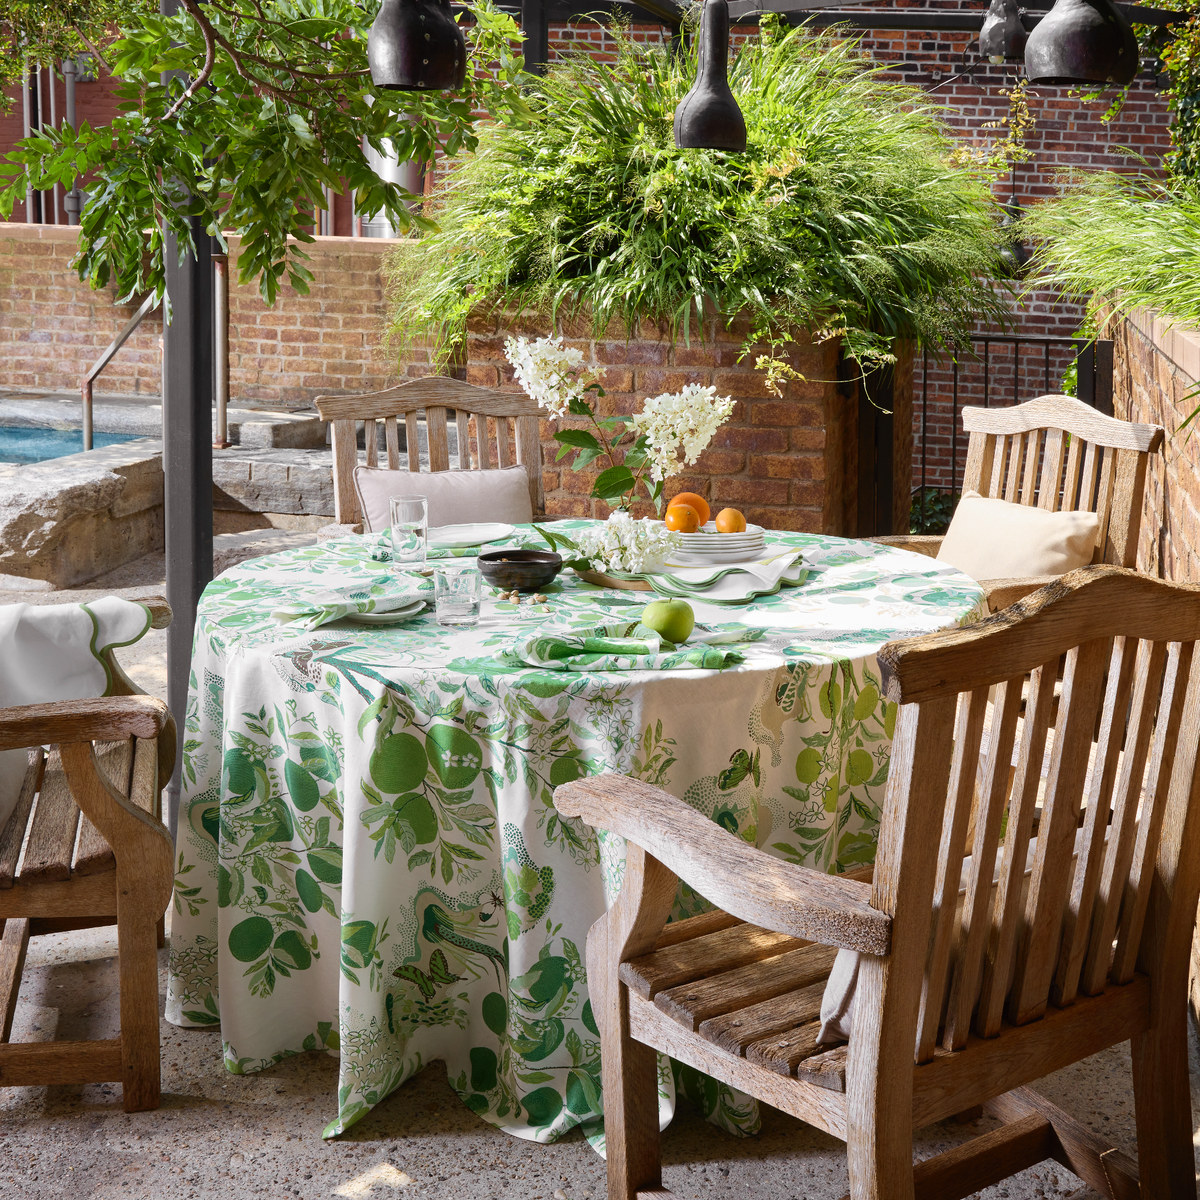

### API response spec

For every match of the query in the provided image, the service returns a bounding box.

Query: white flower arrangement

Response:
[504,335,599,419]
[505,335,734,515]
[571,511,679,575]
[631,384,738,482]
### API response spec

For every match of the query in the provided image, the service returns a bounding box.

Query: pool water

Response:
[0,425,139,465]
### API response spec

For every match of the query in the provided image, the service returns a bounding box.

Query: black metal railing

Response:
[916,334,1115,504]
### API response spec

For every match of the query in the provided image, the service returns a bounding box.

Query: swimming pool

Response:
[0,425,139,465]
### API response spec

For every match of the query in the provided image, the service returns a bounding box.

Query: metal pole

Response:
[212,248,231,448]
[34,65,47,224]
[160,0,214,840]
[163,219,214,840]
[64,59,81,224]
[48,65,59,224]
[81,378,93,451]
[21,63,33,223]
[521,0,550,73]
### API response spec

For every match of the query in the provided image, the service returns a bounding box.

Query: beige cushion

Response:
[353,466,533,533]
[936,490,1099,583]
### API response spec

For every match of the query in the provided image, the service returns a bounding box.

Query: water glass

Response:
[434,565,482,628]
[389,495,428,567]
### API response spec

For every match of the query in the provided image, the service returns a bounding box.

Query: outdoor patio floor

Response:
[0,552,1196,1200]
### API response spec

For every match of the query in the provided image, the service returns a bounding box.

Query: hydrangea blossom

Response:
[631,384,736,481]
[505,335,599,419]
[573,511,679,574]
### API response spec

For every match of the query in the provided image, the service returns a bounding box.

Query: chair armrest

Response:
[868,535,943,559]
[555,774,890,955]
[124,594,172,630]
[980,575,1060,612]
[0,696,171,753]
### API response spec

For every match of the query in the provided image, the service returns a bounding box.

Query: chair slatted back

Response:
[875,569,1200,1067]
[960,394,1163,568]
[315,377,544,527]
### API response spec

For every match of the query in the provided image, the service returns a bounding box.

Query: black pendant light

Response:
[368,0,467,92]
[674,0,747,152]
[1024,0,1139,86]
[979,0,1028,63]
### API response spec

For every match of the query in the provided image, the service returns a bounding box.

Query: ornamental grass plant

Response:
[386,20,1011,376]
[1024,171,1200,333]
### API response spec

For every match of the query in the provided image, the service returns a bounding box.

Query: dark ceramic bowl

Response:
[477,549,562,593]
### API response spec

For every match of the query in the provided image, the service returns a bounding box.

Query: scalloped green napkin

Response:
[496,619,762,672]
[272,574,432,631]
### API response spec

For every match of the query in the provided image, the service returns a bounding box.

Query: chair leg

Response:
[116,911,161,1112]
[587,913,664,1200]
[1130,1005,1193,1198]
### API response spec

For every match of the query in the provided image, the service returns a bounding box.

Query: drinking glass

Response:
[389,495,428,567]
[434,565,482,627]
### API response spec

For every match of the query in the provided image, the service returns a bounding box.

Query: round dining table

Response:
[165,521,984,1144]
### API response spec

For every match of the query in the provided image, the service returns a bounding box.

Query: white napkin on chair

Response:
[0,597,153,830]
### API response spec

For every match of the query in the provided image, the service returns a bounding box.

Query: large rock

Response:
[0,438,164,587]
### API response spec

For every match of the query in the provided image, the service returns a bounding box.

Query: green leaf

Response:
[593,465,636,501]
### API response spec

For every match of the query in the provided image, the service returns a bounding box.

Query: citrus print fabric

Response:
[165,524,984,1144]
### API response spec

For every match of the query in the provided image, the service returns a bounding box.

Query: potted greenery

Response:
[387,19,1008,400]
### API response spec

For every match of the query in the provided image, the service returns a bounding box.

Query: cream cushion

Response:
[353,466,534,533]
[936,490,1099,583]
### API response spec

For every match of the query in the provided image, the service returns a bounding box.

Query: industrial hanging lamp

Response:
[368,0,467,91]
[978,0,1028,62]
[674,0,747,152]
[1024,0,1139,86]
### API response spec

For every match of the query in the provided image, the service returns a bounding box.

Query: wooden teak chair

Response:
[881,394,1164,610]
[315,376,544,534]
[557,567,1200,1199]
[0,598,175,1112]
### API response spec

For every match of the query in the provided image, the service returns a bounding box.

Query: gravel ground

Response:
[0,553,1195,1200]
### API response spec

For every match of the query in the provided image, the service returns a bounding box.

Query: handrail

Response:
[80,293,159,451]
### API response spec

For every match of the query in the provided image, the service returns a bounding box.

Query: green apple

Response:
[640,598,695,645]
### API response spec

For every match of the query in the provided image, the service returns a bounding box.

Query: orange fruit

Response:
[664,503,700,533]
[715,508,747,533]
[667,491,710,528]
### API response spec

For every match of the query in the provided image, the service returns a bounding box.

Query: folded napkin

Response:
[647,549,807,604]
[272,575,431,631]
[496,619,762,673]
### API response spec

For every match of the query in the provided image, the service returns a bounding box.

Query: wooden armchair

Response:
[880,394,1163,610]
[0,597,175,1112]
[314,376,544,536]
[557,566,1200,1199]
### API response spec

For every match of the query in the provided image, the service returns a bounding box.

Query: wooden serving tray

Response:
[573,568,652,592]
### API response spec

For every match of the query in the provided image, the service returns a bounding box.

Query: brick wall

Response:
[1112,309,1200,581]
[0,223,403,405]
[458,309,910,533]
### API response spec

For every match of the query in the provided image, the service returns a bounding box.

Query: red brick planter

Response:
[454,310,912,534]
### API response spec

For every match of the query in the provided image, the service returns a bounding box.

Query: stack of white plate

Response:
[671,522,766,565]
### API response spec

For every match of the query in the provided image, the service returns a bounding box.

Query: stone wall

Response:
[459,311,911,535]
[0,438,164,586]
[1112,309,1200,582]
[0,224,403,405]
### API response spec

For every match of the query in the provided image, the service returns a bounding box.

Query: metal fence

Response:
[915,334,1115,503]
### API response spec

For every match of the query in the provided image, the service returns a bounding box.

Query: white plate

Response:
[680,521,765,536]
[669,549,769,566]
[344,600,427,626]
[429,522,515,549]
[674,537,766,552]
[675,537,765,549]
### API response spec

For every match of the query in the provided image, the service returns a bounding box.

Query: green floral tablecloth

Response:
[165,522,983,1144]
